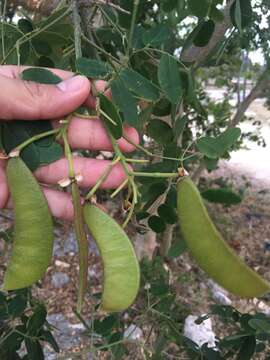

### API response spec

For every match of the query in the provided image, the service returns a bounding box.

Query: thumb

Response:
[0,74,90,120]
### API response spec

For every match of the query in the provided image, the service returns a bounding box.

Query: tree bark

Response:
[181,0,234,65]
[160,224,175,257]
[230,69,270,128]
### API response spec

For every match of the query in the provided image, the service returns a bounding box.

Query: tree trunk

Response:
[230,69,270,128]
[181,0,234,65]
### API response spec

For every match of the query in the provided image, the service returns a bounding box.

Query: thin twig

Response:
[62,121,88,313]
[81,33,121,65]
[85,156,120,200]
[127,0,140,55]
[93,0,130,14]
[72,0,83,59]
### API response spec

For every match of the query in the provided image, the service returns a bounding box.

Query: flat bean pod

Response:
[177,177,270,298]
[83,204,140,312]
[3,157,54,290]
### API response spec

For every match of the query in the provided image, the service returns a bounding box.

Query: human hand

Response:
[0,66,139,220]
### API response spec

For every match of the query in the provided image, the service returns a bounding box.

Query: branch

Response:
[230,68,270,127]
[72,0,82,59]
[81,0,130,14]
[160,224,175,257]
[77,0,100,59]
[181,0,235,65]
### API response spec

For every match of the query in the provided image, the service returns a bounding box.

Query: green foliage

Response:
[118,68,160,101]
[143,24,172,47]
[193,20,215,47]
[158,54,183,104]
[148,215,166,233]
[21,68,61,84]
[1,120,62,171]
[158,204,178,224]
[187,0,211,18]
[111,78,139,128]
[99,93,123,139]
[197,128,241,159]
[147,119,174,145]
[230,0,253,31]
[0,290,59,359]
[76,57,112,79]
[201,188,242,206]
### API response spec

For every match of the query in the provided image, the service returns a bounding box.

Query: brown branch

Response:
[160,224,175,257]
[80,0,130,14]
[8,0,128,16]
[77,0,100,59]
[191,161,205,184]
[181,0,235,65]
[230,69,270,127]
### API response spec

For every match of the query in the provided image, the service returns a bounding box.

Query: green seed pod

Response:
[83,204,140,312]
[177,177,270,298]
[3,157,54,290]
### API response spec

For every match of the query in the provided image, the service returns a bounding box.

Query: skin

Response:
[177,177,270,298]
[83,204,140,312]
[0,65,139,220]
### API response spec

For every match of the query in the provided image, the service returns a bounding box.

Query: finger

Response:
[43,187,75,221]
[5,186,75,221]
[0,66,109,111]
[85,80,112,109]
[53,117,139,153]
[34,157,132,189]
[0,73,90,120]
[0,65,74,80]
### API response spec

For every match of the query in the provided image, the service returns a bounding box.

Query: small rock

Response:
[256,300,270,317]
[51,272,70,288]
[55,260,70,268]
[212,290,232,306]
[184,315,218,349]
[53,231,78,256]
[45,313,93,359]
[88,268,99,278]
[208,280,232,305]
[124,324,143,341]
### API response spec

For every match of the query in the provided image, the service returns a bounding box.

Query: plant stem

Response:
[74,309,92,332]
[132,171,179,178]
[1,6,72,65]
[62,129,88,313]
[85,156,120,200]
[104,125,138,228]
[73,0,83,59]
[73,113,97,119]
[125,158,150,163]
[11,128,60,155]
[81,33,121,65]
[99,109,117,126]
[106,133,130,175]
[98,4,125,44]
[122,134,183,162]
[111,178,128,198]
[127,0,140,55]
[1,0,7,59]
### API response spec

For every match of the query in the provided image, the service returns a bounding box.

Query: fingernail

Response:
[57,75,87,92]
